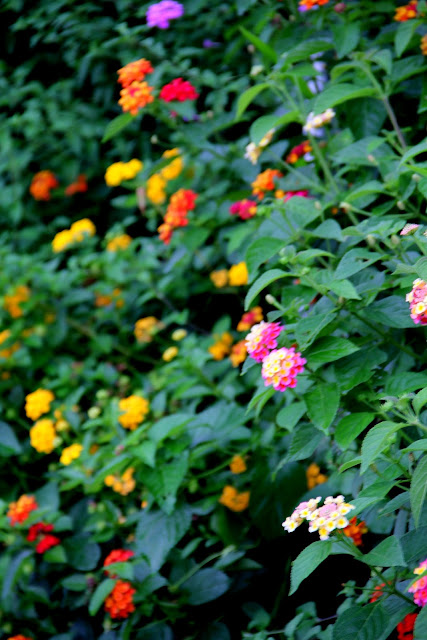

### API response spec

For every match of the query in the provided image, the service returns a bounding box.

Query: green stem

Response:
[308,135,340,194]
[170,549,231,591]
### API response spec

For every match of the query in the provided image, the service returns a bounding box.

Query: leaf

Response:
[102,113,135,143]
[415,256,427,281]
[239,27,277,64]
[313,219,343,241]
[236,83,270,119]
[414,387,427,414]
[313,84,378,115]
[385,372,427,396]
[295,312,337,351]
[410,455,427,527]
[246,237,284,279]
[334,23,360,59]
[290,541,332,595]
[339,457,362,473]
[414,603,427,639]
[244,269,287,310]
[395,19,421,58]
[401,526,427,564]
[276,401,306,431]
[364,296,416,329]
[135,505,192,571]
[287,424,324,461]
[148,414,192,444]
[305,383,340,433]
[181,568,230,605]
[2,549,32,603]
[0,421,22,456]
[281,40,334,66]
[329,280,361,300]
[133,440,156,467]
[335,413,375,451]
[65,535,101,571]
[306,337,359,366]
[360,421,404,473]
[332,603,394,640]
[400,137,427,165]
[89,579,116,616]
[62,574,88,592]
[334,249,381,280]
[362,536,406,568]
[250,112,299,145]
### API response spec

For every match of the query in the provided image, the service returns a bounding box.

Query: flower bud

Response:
[397,200,405,210]
[412,173,421,182]
[314,200,322,210]
[390,234,400,246]
[367,154,377,165]
[366,234,376,247]
[96,389,109,400]
[150,134,158,144]
[339,201,353,213]
[247,44,255,53]
[88,406,101,419]
[334,2,346,12]
[172,328,187,341]
[250,64,264,76]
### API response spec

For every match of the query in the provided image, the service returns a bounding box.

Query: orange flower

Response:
[421,34,427,55]
[369,582,390,603]
[210,269,229,288]
[343,517,368,547]
[7,636,33,640]
[237,306,263,332]
[119,81,154,115]
[118,59,154,87]
[251,169,282,199]
[158,189,198,244]
[306,462,328,490]
[286,140,312,164]
[230,455,247,474]
[4,285,30,318]
[134,316,163,343]
[104,580,136,619]
[219,486,250,512]
[395,0,417,21]
[229,340,247,367]
[65,174,88,196]
[7,495,38,526]
[209,332,233,360]
[0,330,20,359]
[30,170,59,200]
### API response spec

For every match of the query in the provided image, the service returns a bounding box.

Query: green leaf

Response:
[414,603,427,639]
[65,535,101,571]
[2,549,32,603]
[62,574,88,592]
[290,541,332,595]
[334,23,360,59]
[314,219,343,241]
[181,568,230,605]
[244,269,287,310]
[102,113,135,143]
[0,421,22,456]
[395,19,421,58]
[329,279,361,300]
[305,383,340,433]
[287,424,325,461]
[415,256,427,281]
[143,454,189,513]
[239,27,277,64]
[281,40,334,66]
[248,386,276,416]
[295,312,337,351]
[414,387,427,414]
[246,237,284,279]
[276,401,306,431]
[339,457,362,473]
[135,505,192,571]
[385,372,427,396]
[335,413,375,451]
[313,84,378,115]
[364,296,416,329]
[400,137,427,165]
[403,439,427,452]
[148,414,192,444]
[250,112,299,145]
[334,249,381,280]
[401,526,427,564]
[43,545,67,564]
[306,337,359,367]
[89,579,116,616]
[332,603,395,640]
[363,536,406,568]
[133,440,156,467]
[411,455,427,527]
[361,422,404,473]
[236,83,270,120]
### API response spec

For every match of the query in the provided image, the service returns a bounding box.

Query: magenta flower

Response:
[400,223,420,236]
[406,278,427,325]
[245,322,284,362]
[408,559,427,607]
[261,347,306,392]
[229,199,257,220]
[146,1,184,29]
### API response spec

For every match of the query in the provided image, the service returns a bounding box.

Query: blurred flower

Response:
[307,59,328,95]
[252,168,283,199]
[30,419,56,454]
[230,455,247,474]
[395,0,417,21]
[25,389,55,421]
[160,148,183,180]
[147,173,167,204]
[230,340,247,367]
[276,189,310,202]
[409,558,427,606]
[286,140,312,164]
[343,517,368,547]
[209,332,233,360]
[30,170,59,200]
[237,307,263,332]
[158,188,197,244]
[400,223,420,236]
[27,522,60,554]
[134,316,163,342]
[4,285,30,318]
[299,0,330,10]
[0,330,20,359]
[146,1,184,28]
[262,347,306,392]
[229,199,257,220]
[219,486,250,512]
[118,59,154,87]
[245,321,284,362]
[119,81,154,115]
[7,495,38,526]
[104,549,134,577]
[105,160,143,187]
[104,580,136,619]
[52,229,74,252]
[60,443,83,465]
[162,346,178,361]
[159,78,199,102]
[105,468,136,496]
[210,269,229,288]
[245,129,275,164]
[303,109,335,136]
[397,613,417,640]
[7,636,33,640]
[203,39,220,48]
[35,533,61,554]
[172,328,187,341]
[65,174,88,196]
[406,278,427,325]
[118,395,149,430]
[52,219,96,252]
[95,289,123,308]
[421,35,427,55]
[228,262,248,286]
[370,583,387,603]
[107,234,132,251]
[306,462,328,490]
[283,495,354,540]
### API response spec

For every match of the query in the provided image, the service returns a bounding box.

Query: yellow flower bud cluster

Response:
[52,218,96,253]
[30,418,56,454]
[134,316,163,343]
[60,443,83,465]
[105,159,143,187]
[118,395,149,430]
[106,234,132,252]
[210,262,248,288]
[105,467,135,495]
[25,389,55,421]
[0,330,20,359]
[146,149,183,205]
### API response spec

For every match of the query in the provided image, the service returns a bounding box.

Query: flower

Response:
[286,140,312,164]
[105,160,143,187]
[30,419,56,454]
[230,340,247,367]
[282,495,355,540]
[343,517,368,547]
[25,389,55,421]
[400,223,420,236]
[146,1,184,28]
[160,148,183,180]
[60,443,83,465]
[277,189,310,202]
[219,486,250,512]
[65,174,88,196]
[4,285,30,318]
[245,322,284,362]
[29,170,59,200]
[299,0,330,11]
[162,346,178,362]
[134,316,163,342]
[395,1,417,21]
[159,78,199,102]
[408,558,427,606]
[147,173,167,204]
[95,289,123,308]
[397,613,417,640]
[209,332,233,360]
[229,199,257,220]
[228,262,248,286]
[237,307,263,332]
[245,129,275,164]
[104,580,136,619]
[369,583,386,603]
[71,218,96,241]
[27,522,54,541]
[7,495,38,526]
[306,462,328,490]
[210,269,229,288]
[118,395,149,430]
[105,468,136,495]
[119,81,154,115]
[7,636,33,640]
[262,347,306,392]
[251,169,283,199]
[303,109,335,136]
[27,522,60,554]
[107,234,132,251]
[0,330,20,359]
[36,533,61,554]
[52,229,74,252]
[117,59,154,87]
[104,549,134,577]
[406,278,427,324]
[230,455,247,474]
[421,35,427,55]
[172,328,187,341]
[158,188,198,244]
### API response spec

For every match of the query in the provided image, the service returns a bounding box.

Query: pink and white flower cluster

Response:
[406,278,427,325]
[282,495,355,541]
[408,558,427,607]
[245,322,284,362]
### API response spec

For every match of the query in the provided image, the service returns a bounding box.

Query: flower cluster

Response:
[106,234,132,252]
[60,443,83,465]
[118,59,154,115]
[95,288,124,308]
[27,522,60,554]
[408,558,427,606]
[158,188,197,244]
[146,1,184,29]
[7,495,38,526]
[219,486,250,512]
[395,1,417,21]
[343,517,368,547]
[118,395,150,430]
[7,636,33,640]
[283,495,355,540]
[162,346,178,362]
[104,549,134,577]
[230,455,247,474]
[245,322,284,362]
[306,462,327,490]
[30,419,56,454]
[406,278,427,324]
[276,189,310,202]
[25,389,55,421]
[286,140,312,164]
[262,347,306,392]
[229,199,257,220]
[229,340,247,367]
[29,170,59,200]
[105,468,136,495]
[105,159,143,187]
[244,128,275,164]
[104,580,136,619]
[159,77,199,102]
[209,332,233,360]
[400,223,420,236]
[4,285,30,318]
[421,34,427,55]
[397,613,417,640]
[251,168,283,199]
[134,316,163,343]
[303,109,335,136]
[146,148,183,204]
[65,174,88,196]
[299,0,330,11]
[237,307,263,332]
[52,218,96,252]
[0,330,20,359]
[118,59,153,87]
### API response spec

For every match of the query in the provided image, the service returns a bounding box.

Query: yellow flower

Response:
[0,330,19,359]
[210,269,229,288]
[30,418,56,454]
[122,158,143,179]
[230,455,247,474]
[106,234,132,252]
[52,229,75,252]
[228,262,248,286]
[219,486,250,512]
[172,328,187,341]
[146,173,167,204]
[25,389,55,421]
[70,218,96,242]
[104,474,116,487]
[160,148,183,181]
[105,162,126,187]
[105,468,136,495]
[60,443,83,465]
[118,395,150,430]
[134,316,162,343]
[162,346,178,362]
[209,332,233,360]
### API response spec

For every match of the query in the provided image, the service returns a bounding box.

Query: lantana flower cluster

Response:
[134,316,164,343]
[146,148,184,205]
[157,188,197,244]
[29,170,59,200]
[105,159,143,187]
[244,128,275,165]
[408,558,427,606]
[299,0,330,11]
[395,0,417,21]
[52,218,96,253]
[104,468,136,496]
[252,168,283,199]
[146,1,184,29]
[7,495,38,526]
[106,234,132,252]
[118,395,150,430]
[303,108,335,136]
[286,140,312,164]
[283,495,355,541]
[210,262,249,288]
[102,550,136,619]
[406,278,427,325]
[27,522,60,554]
[4,285,30,318]
[229,199,257,220]
[219,486,250,512]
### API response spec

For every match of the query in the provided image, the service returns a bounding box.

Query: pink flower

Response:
[408,558,427,607]
[245,322,284,362]
[261,347,306,392]
[159,78,199,102]
[283,190,309,202]
[406,278,427,325]
[400,223,420,236]
[229,199,257,220]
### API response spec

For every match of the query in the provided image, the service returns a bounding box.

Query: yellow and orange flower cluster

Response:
[209,332,233,360]
[60,443,83,465]
[7,635,33,640]
[7,494,38,526]
[343,517,368,547]
[395,0,417,21]
[158,188,197,244]
[299,0,330,11]
[421,34,427,55]
[210,263,249,288]
[4,285,30,318]
[219,486,250,512]
[25,389,55,421]
[162,346,178,362]
[251,169,283,199]
[306,462,328,490]
[118,58,155,115]
[30,418,56,454]
[118,395,149,430]
[237,307,263,332]
[30,170,59,200]
[105,467,136,495]
[0,330,20,359]
[105,159,143,187]
[52,218,96,253]
[134,316,163,343]
[106,234,132,252]
[230,455,247,474]
[95,288,124,308]
[229,340,247,367]
[146,148,184,205]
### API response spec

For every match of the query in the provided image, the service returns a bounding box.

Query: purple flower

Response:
[203,39,220,48]
[146,1,184,29]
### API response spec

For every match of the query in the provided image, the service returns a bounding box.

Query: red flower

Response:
[65,175,88,196]
[27,522,53,542]
[397,613,417,640]
[104,580,136,619]
[30,171,59,201]
[159,78,199,102]
[7,495,38,526]
[104,549,134,577]
[35,534,60,554]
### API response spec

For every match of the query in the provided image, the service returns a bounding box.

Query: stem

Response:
[382,96,408,151]
[352,311,424,363]
[170,549,229,591]
[308,135,340,194]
